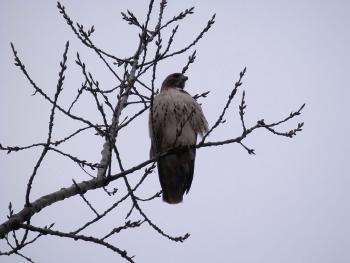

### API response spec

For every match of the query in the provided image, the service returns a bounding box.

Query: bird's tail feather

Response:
[157,152,194,204]
[162,190,183,204]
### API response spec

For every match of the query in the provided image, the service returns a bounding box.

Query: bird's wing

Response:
[178,89,208,137]
[149,94,167,158]
[173,90,207,194]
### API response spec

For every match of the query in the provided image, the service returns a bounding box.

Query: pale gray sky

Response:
[1,1,350,263]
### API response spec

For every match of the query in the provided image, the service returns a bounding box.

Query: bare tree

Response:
[0,1,304,262]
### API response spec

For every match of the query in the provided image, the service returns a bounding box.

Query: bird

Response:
[149,73,208,204]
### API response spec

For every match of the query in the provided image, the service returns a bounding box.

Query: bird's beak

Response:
[182,75,188,81]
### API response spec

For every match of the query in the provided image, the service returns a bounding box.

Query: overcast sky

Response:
[1,1,350,263]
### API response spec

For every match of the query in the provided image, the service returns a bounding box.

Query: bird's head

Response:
[161,73,188,90]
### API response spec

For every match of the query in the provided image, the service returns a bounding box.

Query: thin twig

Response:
[20,224,134,263]
[73,180,100,217]
[25,41,69,206]
[200,67,246,144]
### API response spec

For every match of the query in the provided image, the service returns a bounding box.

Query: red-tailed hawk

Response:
[149,73,208,204]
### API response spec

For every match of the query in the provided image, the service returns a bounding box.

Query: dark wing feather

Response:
[184,134,197,194]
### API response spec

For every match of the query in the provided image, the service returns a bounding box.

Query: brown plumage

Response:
[149,73,208,204]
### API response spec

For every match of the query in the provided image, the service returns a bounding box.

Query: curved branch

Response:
[19,224,134,263]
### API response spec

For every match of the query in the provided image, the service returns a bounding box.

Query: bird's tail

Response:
[157,151,194,204]
[162,187,184,204]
